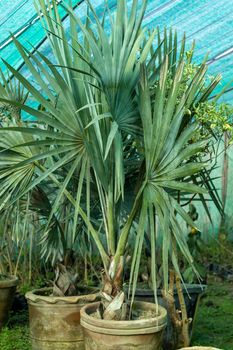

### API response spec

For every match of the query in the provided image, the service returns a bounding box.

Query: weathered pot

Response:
[26,287,99,350]
[80,301,167,350]
[0,275,19,329]
[131,284,206,350]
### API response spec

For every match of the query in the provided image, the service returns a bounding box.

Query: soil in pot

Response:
[0,275,19,329]
[25,286,99,350]
[80,300,167,350]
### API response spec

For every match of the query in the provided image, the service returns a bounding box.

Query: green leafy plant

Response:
[0,0,226,319]
[0,67,28,124]
[181,204,207,284]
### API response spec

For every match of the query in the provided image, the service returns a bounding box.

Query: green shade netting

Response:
[1,0,233,100]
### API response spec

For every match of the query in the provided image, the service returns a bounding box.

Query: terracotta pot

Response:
[178,347,222,350]
[129,284,206,350]
[80,301,167,350]
[26,287,99,350]
[0,275,19,329]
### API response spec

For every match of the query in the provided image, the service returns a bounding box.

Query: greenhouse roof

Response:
[0,0,233,103]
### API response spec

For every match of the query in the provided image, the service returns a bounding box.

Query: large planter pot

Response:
[131,284,206,350]
[26,287,99,350]
[80,300,167,350]
[0,275,19,329]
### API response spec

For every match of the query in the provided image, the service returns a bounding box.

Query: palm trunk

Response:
[102,256,124,297]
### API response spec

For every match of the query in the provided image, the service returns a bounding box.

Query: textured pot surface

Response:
[26,287,99,350]
[0,276,19,329]
[130,284,206,350]
[81,301,167,350]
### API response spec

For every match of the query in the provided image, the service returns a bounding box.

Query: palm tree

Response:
[0,0,222,308]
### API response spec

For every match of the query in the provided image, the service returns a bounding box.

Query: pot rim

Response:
[25,286,99,304]
[0,275,19,288]
[125,283,207,297]
[178,347,222,350]
[80,300,167,335]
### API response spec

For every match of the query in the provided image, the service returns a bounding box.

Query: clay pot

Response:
[80,300,167,350]
[0,275,19,329]
[26,287,99,350]
[178,347,222,350]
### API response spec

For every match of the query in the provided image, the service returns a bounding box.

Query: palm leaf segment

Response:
[129,60,210,295]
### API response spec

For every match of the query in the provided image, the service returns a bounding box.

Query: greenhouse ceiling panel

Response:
[0,0,233,102]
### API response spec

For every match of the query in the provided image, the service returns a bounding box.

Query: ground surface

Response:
[0,279,232,350]
[0,310,30,350]
[192,279,233,350]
